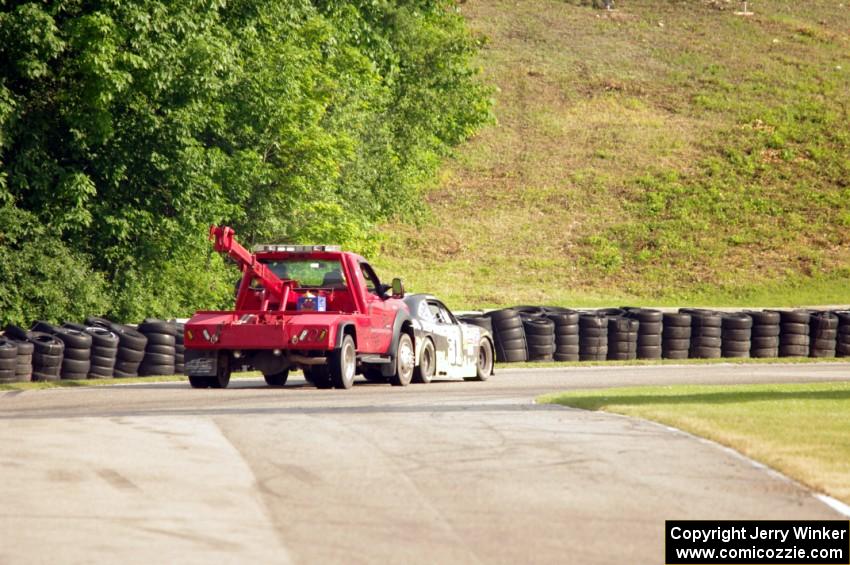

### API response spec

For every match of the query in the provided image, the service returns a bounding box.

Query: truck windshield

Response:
[260,259,347,289]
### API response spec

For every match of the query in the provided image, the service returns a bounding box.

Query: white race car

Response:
[403,294,495,383]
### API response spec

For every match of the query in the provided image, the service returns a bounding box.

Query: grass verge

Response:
[375,0,850,309]
[540,381,850,504]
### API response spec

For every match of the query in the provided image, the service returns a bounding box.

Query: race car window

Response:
[427,300,452,324]
[417,301,436,322]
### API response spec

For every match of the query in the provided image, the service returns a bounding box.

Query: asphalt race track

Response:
[1,363,848,564]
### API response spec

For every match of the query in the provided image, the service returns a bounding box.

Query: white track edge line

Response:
[545,403,850,519]
[814,495,850,518]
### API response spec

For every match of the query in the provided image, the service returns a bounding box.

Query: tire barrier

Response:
[837,311,850,358]
[596,307,628,318]
[32,321,93,380]
[779,310,810,357]
[485,309,528,363]
[1,317,190,380]
[579,314,608,361]
[513,305,548,318]
[175,323,186,375]
[0,337,19,383]
[683,309,722,359]
[3,307,850,376]
[4,326,65,382]
[545,309,579,362]
[522,315,555,362]
[809,311,838,358]
[64,323,119,379]
[607,316,639,361]
[138,319,176,376]
[457,316,494,335]
[625,308,663,360]
[662,312,691,359]
[85,316,113,329]
[109,322,148,377]
[11,339,34,382]
[721,313,752,359]
[745,310,780,358]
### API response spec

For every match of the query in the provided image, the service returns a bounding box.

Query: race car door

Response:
[427,299,463,368]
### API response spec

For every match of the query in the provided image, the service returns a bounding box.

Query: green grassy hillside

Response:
[375,0,850,309]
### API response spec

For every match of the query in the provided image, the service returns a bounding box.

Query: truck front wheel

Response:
[390,333,414,387]
[330,335,356,389]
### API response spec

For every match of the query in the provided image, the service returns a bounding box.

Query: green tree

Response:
[0,0,490,324]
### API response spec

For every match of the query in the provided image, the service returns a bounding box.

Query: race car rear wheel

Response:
[471,338,493,381]
[390,333,414,387]
[264,369,289,386]
[330,335,356,390]
[413,338,435,384]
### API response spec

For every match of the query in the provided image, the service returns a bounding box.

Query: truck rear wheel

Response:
[390,333,414,387]
[209,353,231,388]
[361,366,386,382]
[330,335,356,390]
[188,376,210,388]
[305,366,333,389]
[264,369,289,386]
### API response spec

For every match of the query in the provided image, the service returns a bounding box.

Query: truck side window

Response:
[359,262,382,296]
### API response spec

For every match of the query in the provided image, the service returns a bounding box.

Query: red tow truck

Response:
[184,226,415,389]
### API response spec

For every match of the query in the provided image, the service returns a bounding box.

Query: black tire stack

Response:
[545,308,579,362]
[836,311,850,358]
[138,319,177,376]
[778,310,810,357]
[522,316,556,362]
[12,339,34,382]
[809,312,838,358]
[0,337,19,383]
[65,323,119,378]
[5,326,65,381]
[579,314,608,361]
[685,310,722,359]
[32,322,93,380]
[625,308,663,360]
[175,323,186,374]
[662,312,691,359]
[607,316,639,361]
[87,319,148,378]
[458,316,493,335]
[721,313,752,359]
[746,310,781,358]
[485,309,528,363]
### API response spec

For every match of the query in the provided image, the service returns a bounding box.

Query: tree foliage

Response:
[0,0,490,324]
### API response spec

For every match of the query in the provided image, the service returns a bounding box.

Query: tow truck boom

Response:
[209,225,288,309]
